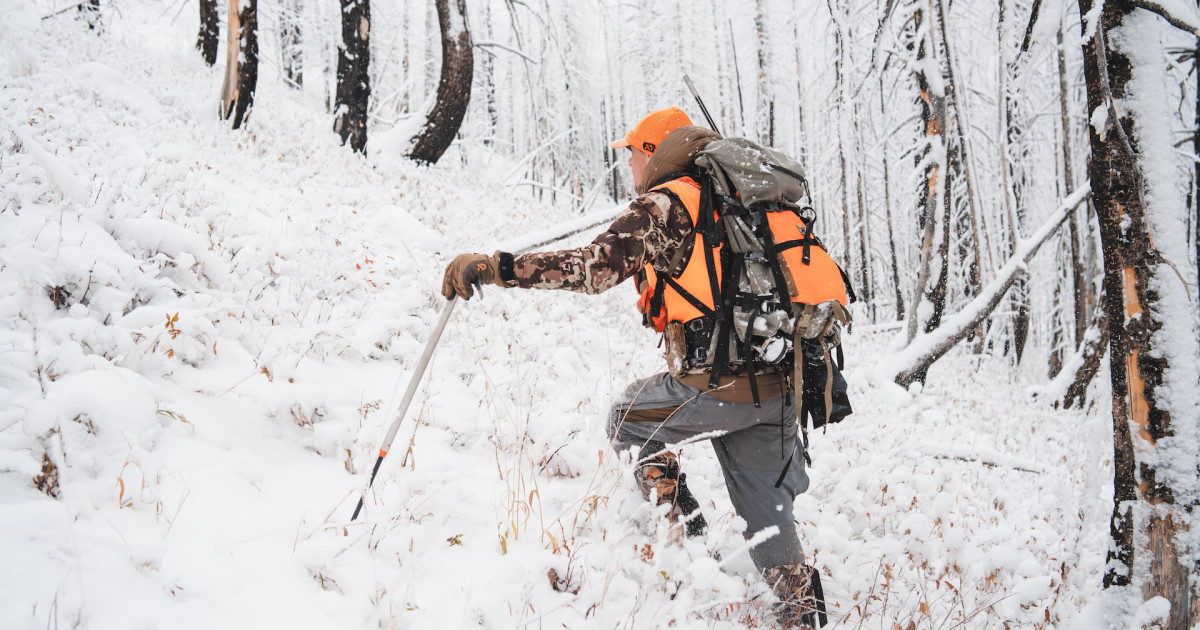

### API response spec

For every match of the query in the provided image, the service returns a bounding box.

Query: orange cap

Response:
[610,107,692,154]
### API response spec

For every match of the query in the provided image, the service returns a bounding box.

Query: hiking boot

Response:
[764,562,827,629]
[636,451,707,538]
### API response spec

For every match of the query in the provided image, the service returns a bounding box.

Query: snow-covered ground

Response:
[2,4,1114,628]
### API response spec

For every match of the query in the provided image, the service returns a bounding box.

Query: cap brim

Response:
[609,138,631,149]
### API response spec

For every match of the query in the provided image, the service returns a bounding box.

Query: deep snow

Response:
[1,3,1116,628]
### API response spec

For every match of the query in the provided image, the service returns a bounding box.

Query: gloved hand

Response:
[441,251,507,300]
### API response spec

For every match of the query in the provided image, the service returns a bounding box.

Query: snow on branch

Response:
[1133,0,1200,37]
[878,184,1093,387]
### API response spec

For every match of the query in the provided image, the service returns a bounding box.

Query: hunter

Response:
[442,108,823,627]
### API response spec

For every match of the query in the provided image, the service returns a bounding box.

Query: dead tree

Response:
[334,0,370,153]
[407,0,473,165]
[219,0,257,129]
[1079,1,1199,627]
[903,1,951,364]
[198,0,219,66]
[885,185,1091,387]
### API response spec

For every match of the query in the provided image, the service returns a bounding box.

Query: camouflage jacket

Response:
[507,189,695,294]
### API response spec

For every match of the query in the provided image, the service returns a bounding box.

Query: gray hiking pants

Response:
[607,372,809,570]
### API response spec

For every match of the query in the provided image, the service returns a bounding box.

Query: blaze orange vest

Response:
[636,177,848,333]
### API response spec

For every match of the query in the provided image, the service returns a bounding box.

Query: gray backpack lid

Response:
[694,137,808,208]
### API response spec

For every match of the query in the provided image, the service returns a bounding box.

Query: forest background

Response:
[2,0,1199,628]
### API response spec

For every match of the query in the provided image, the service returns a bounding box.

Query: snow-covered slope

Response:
[2,4,1114,628]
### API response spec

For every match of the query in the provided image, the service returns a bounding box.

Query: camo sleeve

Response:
[508,191,694,295]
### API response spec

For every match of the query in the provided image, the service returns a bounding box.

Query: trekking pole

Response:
[350,204,627,521]
[350,296,458,521]
[683,74,722,135]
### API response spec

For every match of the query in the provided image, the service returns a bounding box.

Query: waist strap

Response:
[675,372,788,404]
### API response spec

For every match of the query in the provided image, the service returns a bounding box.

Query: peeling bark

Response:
[1080,1,1194,626]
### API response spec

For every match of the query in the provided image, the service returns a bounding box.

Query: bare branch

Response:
[1019,0,1044,54]
[474,41,539,64]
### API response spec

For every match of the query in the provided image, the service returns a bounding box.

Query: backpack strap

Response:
[743,307,762,408]
[663,276,715,317]
[817,303,851,429]
[791,303,816,429]
[837,264,858,304]
[708,252,741,390]
[761,217,799,305]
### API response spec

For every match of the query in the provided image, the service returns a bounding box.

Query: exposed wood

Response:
[1080,1,1195,625]
[905,4,945,348]
[219,0,257,130]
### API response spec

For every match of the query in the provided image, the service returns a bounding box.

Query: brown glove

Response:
[441,251,508,300]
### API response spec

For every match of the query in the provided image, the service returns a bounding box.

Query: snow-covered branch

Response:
[879,184,1092,387]
[1133,0,1200,37]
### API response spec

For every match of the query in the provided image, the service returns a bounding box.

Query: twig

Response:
[42,2,85,20]
[930,454,1041,474]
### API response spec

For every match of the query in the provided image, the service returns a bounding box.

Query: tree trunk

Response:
[755,0,774,145]
[935,0,985,346]
[856,166,872,320]
[1059,24,1087,349]
[219,0,257,130]
[278,0,302,88]
[198,0,219,66]
[1000,0,1032,364]
[1080,1,1197,626]
[334,0,370,153]
[905,4,946,351]
[881,74,904,321]
[407,0,473,165]
[1062,301,1108,409]
[1194,36,1200,334]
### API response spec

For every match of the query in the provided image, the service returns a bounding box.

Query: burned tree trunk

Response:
[198,0,219,66]
[1062,303,1108,409]
[1079,1,1198,627]
[334,0,370,153]
[407,0,473,165]
[904,3,948,354]
[219,0,257,129]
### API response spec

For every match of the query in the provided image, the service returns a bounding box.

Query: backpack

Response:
[645,136,855,431]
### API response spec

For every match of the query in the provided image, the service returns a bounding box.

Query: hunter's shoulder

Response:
[612,190,678,226]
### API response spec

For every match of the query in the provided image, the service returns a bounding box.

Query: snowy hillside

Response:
[2,3,1116,629]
